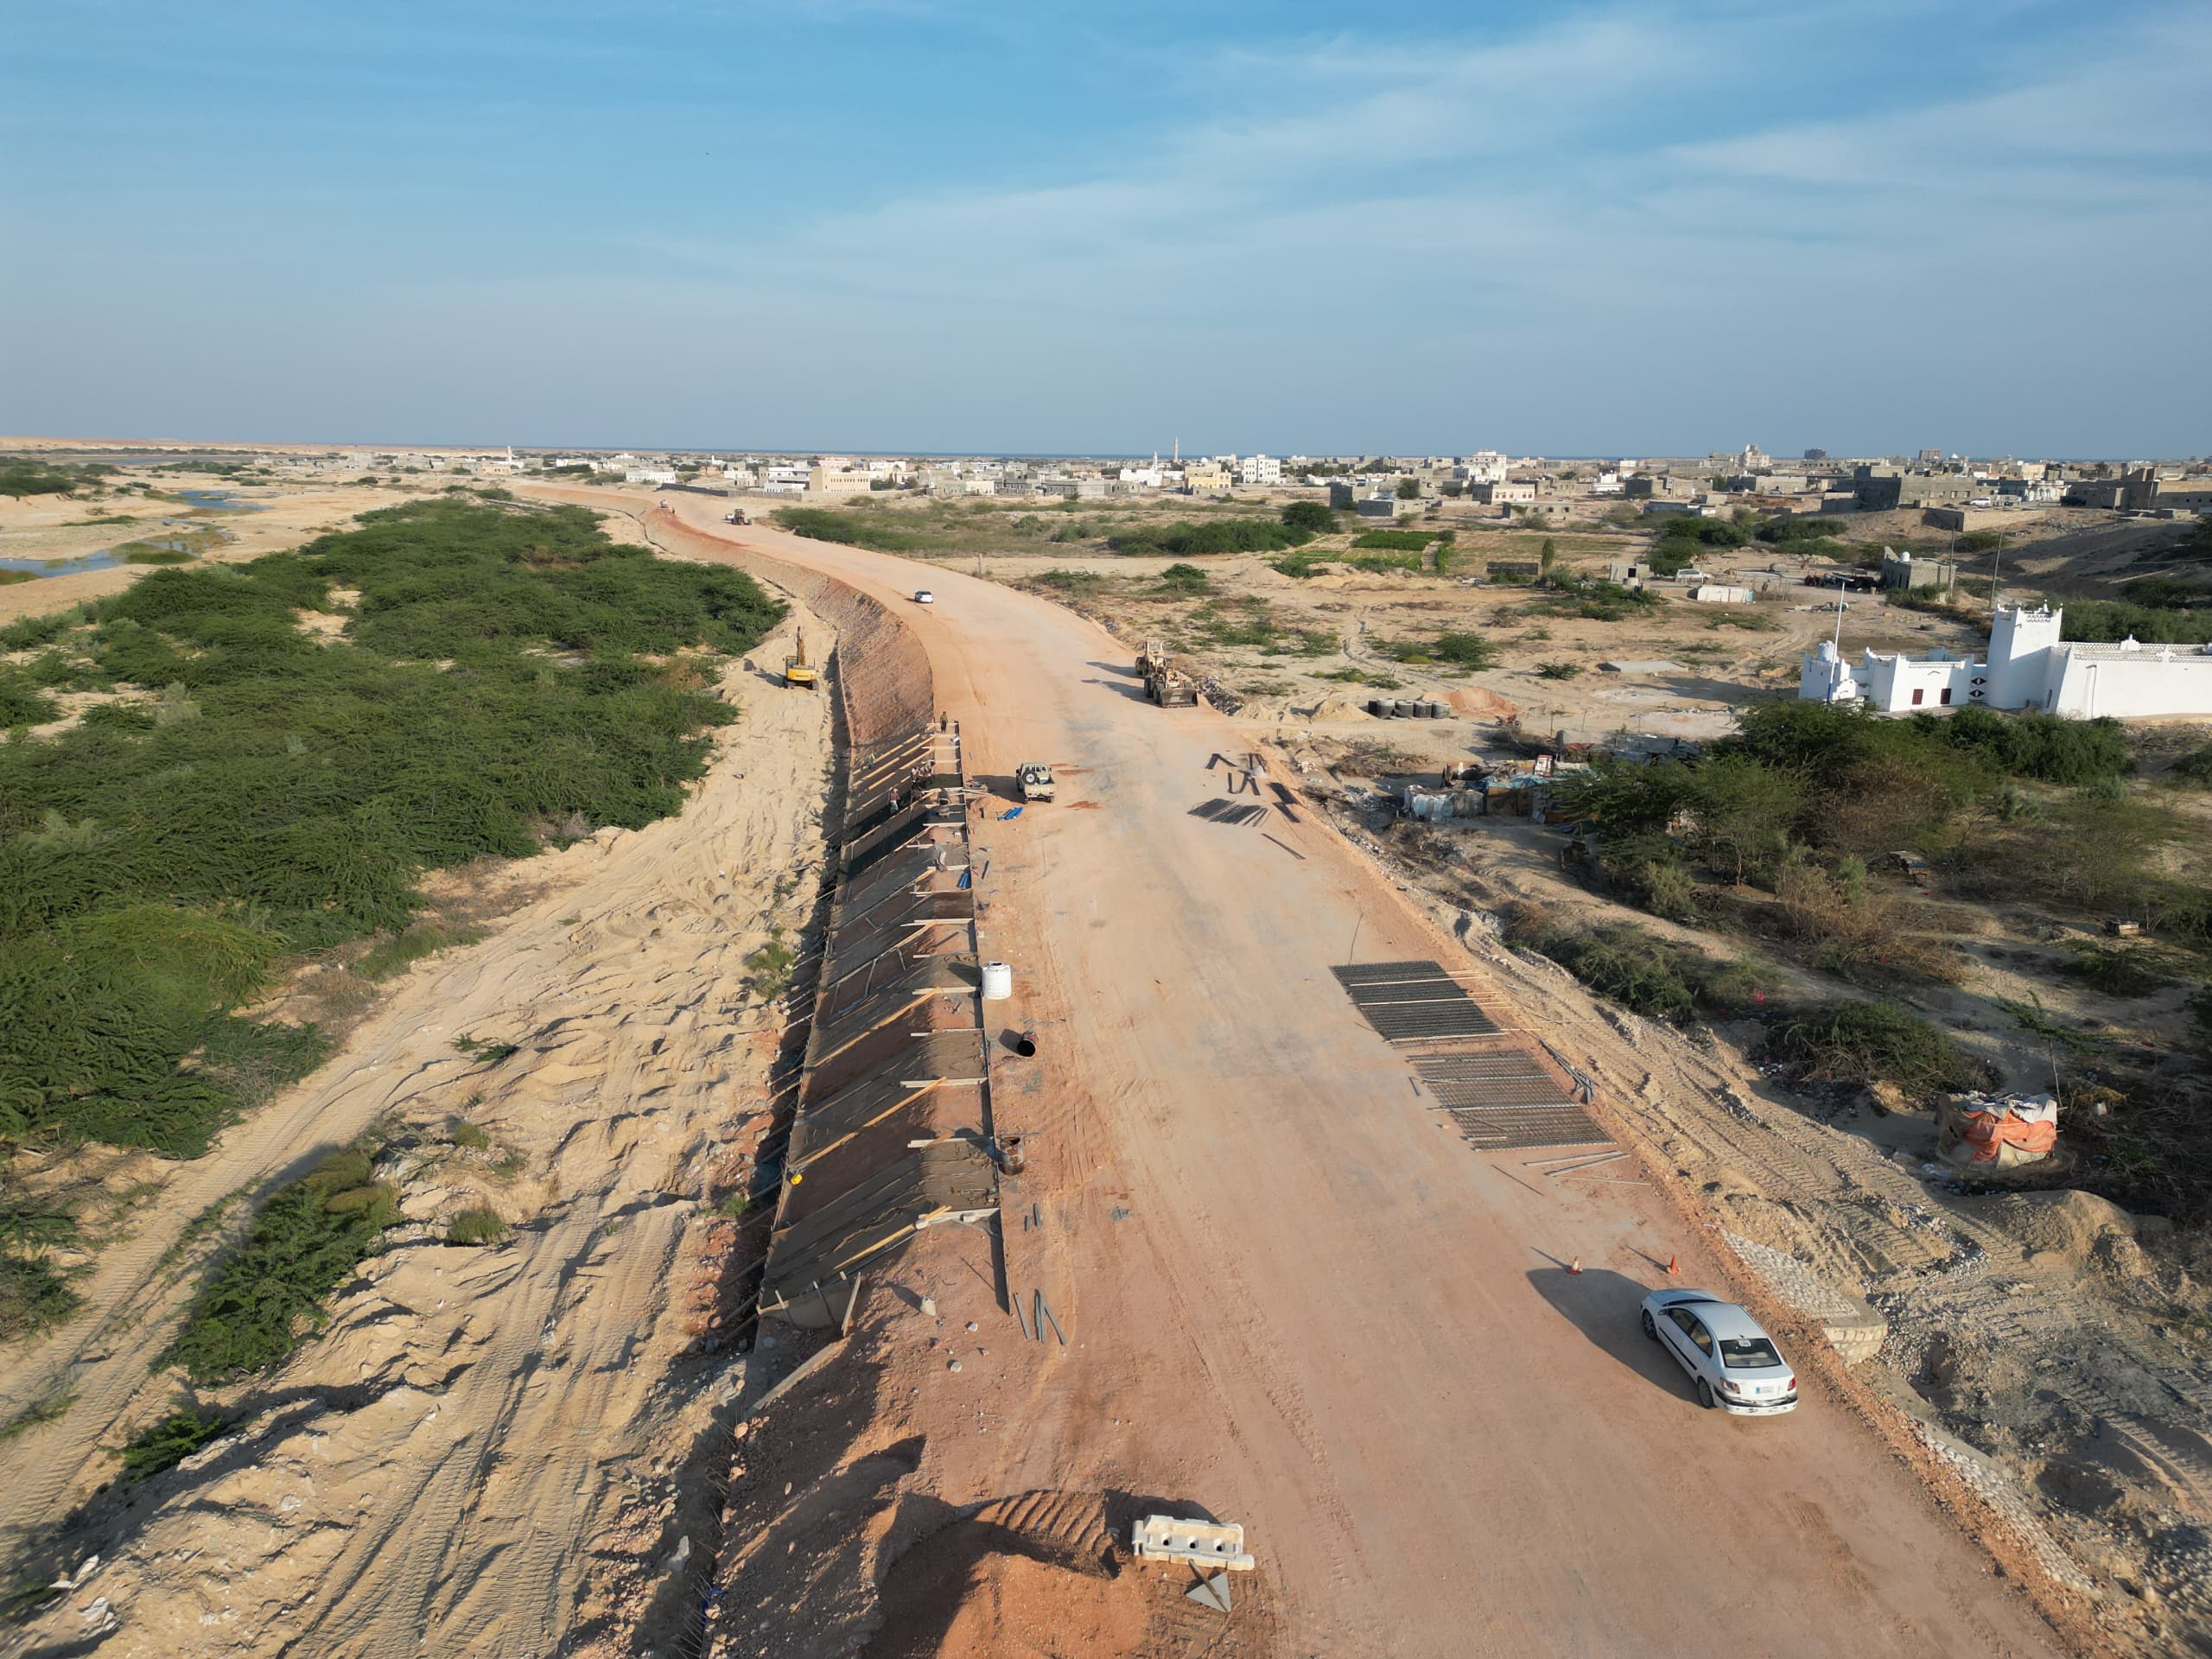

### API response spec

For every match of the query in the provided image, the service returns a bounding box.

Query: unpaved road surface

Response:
[652,497,2066,1659]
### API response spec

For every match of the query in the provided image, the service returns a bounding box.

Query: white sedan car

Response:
[913,589,935,605]
[1640,1288,1798,1414]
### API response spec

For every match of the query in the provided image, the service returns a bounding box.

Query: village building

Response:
[1800,603,2212,719]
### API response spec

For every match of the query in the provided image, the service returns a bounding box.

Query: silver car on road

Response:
[1640,1288,1798,1414]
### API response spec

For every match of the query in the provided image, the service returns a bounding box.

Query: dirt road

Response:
[653,496,2063,1659]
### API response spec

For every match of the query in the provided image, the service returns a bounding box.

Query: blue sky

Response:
[3,1,2206,456]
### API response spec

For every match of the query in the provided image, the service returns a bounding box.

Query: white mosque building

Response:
[1800,603,2212,720]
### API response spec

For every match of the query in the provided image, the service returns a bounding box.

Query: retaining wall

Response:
[707,537,996,1328]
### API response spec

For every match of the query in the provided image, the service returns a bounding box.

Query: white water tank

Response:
[981,961,1014,1001]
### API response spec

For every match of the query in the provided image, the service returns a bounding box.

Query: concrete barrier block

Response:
[1132,1516,1255,1572]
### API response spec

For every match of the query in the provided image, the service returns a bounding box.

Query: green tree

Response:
[1280,499,1337,536]
[1395,477,1422,500]
[1682,754,1802,882]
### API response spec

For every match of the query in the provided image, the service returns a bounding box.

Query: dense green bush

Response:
[1920,705,2131,784]
[2057,599,2212,645]
[1567,703,2131,892]
[1524,579,1659,621]
[1730,699,2130,791]
[447,1206,509,1246]
[1109,518,1309,556]
[1659,516,1750,549]
[1280,500,1337,536]
[0,668,59,727]
[0,609,80,652]
[1518,923,1767,1021]
[1157,563,1210,594]
[162,1150,398,1383]
[1772,1000,1982,1101]
[121,1408,230,1478]
[1384,632,1495,670]
[0,1253,79,1339]
[1755,516,1849,546]
[772,506,925,552]
[1554,753,1802,887]
[0,461,111,499]
[1352,528,1452,551]
[0,501,779,1155]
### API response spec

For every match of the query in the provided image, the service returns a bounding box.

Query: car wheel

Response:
[1640,1309,1657,1339]
[1695,1378,1717,1410]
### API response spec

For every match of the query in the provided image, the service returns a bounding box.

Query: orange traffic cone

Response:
[1665,1254,1679,1275]
[1569,1256,1582,1275]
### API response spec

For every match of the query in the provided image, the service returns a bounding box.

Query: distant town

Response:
[161,442,2211,526]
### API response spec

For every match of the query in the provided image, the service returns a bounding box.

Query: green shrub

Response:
[2061,945,2171,998]
[2171,744,2212,787]
[0,461,108,499]
[2056,600,2212,645]
[1157,563,1210,594]
[1280,500,1337,536]
[1916,705,2131,785]
[0,610,79,652]
[1525,580,1659,621]
[1519,923,1766,1021]
[1755,516,1851,546]
[1313,667,1401,689]
[453,1034,520,1065]
[1535,662,1583,680]
[353,923,488,982]
[1382,632,1493,670]
[1109,518,1308,556]
[162,1150,399,1383]
[772,507,925,553]
[0,501,775,1155]
[0,1253,79,1339]
[1425,632,1495,668]
[120,1408,230,1478]
[1772,1001,1982,1102]
[1351,529,1449,552]
[446,1206,508,1246]
[744,932,797,999]
[450,1120,492,1150]
[0,669,59,728]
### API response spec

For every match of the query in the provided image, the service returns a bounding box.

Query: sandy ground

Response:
[3,474,2182,1657]
[3,582,837,1657]
[620,494,2069,1659]
[1332,806,2212,1655]
[903,542,1980,758]
[0,480,421,622]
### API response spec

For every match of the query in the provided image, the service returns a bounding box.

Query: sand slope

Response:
[5,604,833,1659]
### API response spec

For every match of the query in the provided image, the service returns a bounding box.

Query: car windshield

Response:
[1719,1337,1783,1370]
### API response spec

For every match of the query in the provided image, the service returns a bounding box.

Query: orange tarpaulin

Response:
[1960,1102,2059,1162]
